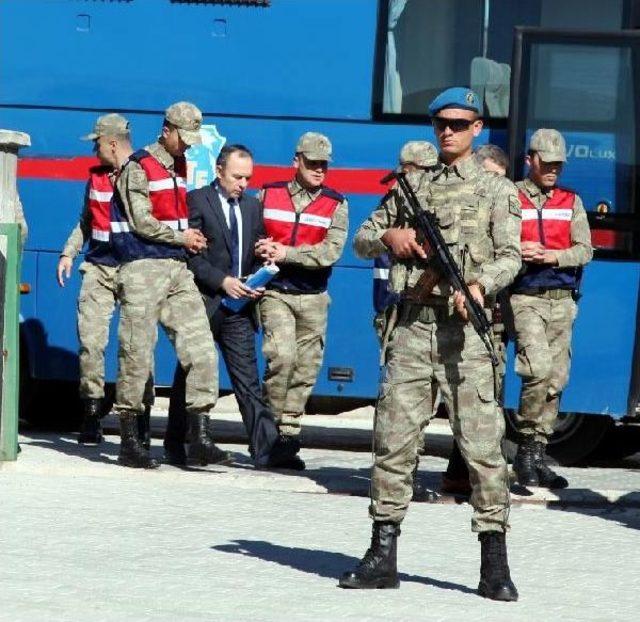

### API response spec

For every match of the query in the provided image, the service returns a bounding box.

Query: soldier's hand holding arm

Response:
[182,228,207,253]
[453,283,484,321]
[56,256,73,287]
[381,228,427,259]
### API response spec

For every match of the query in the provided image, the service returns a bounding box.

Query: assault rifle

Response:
[381,169,498,366]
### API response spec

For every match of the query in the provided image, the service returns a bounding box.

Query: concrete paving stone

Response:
[1,435,640,621]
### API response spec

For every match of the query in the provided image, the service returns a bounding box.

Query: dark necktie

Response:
[229,199,240,278]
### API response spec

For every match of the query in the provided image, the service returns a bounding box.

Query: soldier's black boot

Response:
[478,532,518,601]
[338,522,400,589]
[187,413,232,466]
[513,437,539,486]
[534,441,569,489]
[137,405,151,451]
[117,413,159,469]
[78,399,103,445]
[267,434,305,470]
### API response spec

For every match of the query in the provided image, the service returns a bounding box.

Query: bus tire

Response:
[504,409,613,466]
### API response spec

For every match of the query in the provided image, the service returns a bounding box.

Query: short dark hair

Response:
[475,144,508,170]
[216,144,253,168]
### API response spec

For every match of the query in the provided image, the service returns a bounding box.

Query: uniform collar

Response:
[147,141,176,171]
[289,177,322,199]
[523,176,554,198]
[432,153,479,181]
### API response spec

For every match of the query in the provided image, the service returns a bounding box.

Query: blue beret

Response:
[428,87,482,116]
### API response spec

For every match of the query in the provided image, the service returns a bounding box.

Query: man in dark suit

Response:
[164,144,299,469]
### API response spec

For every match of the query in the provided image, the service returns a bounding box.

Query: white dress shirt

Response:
[215,183,243,277]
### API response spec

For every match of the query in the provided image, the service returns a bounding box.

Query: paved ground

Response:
[1,413,640,621]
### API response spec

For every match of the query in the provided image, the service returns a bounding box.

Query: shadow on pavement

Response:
[211,539,476,595]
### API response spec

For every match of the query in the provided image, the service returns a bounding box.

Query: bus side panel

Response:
[504,260,640,418]
[0,0,377,121]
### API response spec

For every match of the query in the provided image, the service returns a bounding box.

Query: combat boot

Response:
[478,531,518,601]
[513,437,539,486]
[187,413,232,466]
[137,404,151,451]
[78,399,103,445]
[267,434,305,470]
[117,413,159,469]
[338,522,400,589]
[534,441,568,489]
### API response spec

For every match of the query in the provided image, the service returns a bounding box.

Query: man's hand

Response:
[453,283,484,322]
[222,276,263,300]
[382,228,428,259]
[532,249,559,265]
[521,241,545,262]
[57,256,73,287]
[255,238,286,263]
[183,228,207,253]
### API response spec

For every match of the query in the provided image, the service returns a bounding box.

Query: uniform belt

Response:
[517,288,573,300]
[398,301,454,324]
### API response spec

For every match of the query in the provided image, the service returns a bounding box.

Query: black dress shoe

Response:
[164,444,187,466]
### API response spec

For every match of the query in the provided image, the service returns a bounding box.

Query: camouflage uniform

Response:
[354,155,522,532]
[61,193,153,406]
[511,177,592,442]
[114,140,218,418]
[259,134,349,437]
[259,181,348,433]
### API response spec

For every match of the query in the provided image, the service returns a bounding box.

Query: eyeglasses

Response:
[431,117,475,133]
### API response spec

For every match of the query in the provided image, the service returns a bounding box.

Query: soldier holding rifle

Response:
[340,88,521,601]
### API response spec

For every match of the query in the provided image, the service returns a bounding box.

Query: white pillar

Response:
[0,129,31,227]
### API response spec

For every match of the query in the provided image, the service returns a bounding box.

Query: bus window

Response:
[510,29,640,257]
[375,0,630,120]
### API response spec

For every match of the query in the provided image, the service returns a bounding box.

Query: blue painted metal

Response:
[2,0,638,419]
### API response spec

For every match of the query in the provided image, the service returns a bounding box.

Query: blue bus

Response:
[2,0,640,463]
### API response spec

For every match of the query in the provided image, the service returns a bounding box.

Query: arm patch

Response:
[508,195,522,217]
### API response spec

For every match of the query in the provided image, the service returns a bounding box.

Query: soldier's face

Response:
[162,124,188,157]
[93,136,117,167]
[216,152,253,199]
[294,154,328,190]
[526,153,563,189]
[432,109,482,162]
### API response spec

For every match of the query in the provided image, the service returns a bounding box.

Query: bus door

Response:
[505,27,640,421]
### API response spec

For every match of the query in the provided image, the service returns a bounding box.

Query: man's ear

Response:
[293,154,300,170]
[472,119,483,138]
[524,154,532,168]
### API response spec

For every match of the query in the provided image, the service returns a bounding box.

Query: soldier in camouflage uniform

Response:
[255,133,348,470]
[367,140,439,499]
[510,129,593,489]
[340,88,521,602]
[112,102,229,469]
[57,114,154,446]
[442,143,510,496]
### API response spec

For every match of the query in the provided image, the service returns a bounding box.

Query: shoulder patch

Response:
[508,195,522,217]
[321,186,345,202]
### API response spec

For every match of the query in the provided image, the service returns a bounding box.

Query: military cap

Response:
[164,101,203,146]
[529,128,567,163]
[399,141,438,167]
[428,87,482,116]
[296,132,332,161]
[81,113,130,141]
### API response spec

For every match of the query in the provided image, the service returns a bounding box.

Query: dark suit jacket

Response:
[187,184,265,318]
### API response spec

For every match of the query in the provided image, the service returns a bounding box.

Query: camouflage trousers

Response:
[510,292,577,443]
[259,289,330,436]
[77,261,153,405]
[114,258,217,416]
[370,308,510,533]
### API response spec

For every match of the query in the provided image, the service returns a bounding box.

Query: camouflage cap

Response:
[296,132,332,162]
[399,141,438,167]
[529,128,567,163]
[81,113,130,141]
[164,101,203,146]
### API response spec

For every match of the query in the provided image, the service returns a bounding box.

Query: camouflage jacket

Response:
[115,142,186,247]
[353,155,522,301]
